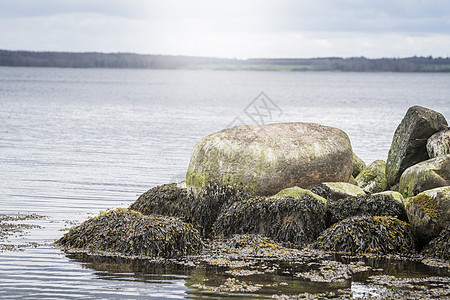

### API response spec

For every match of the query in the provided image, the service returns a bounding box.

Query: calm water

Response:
[0,67,449,299]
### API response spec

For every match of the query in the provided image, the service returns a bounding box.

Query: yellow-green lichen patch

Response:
[373,191,405,206]
[274,187,327,204]
[407,193,440,218]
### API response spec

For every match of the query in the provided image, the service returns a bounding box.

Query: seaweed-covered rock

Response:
[131,183,251,237]
[56,209,202,258]
[421,226,450,260]
[326,194,407,226]
[130,183,191,217]
[406,186,450,246]
[352,152,366,177]
[372,191,405,206]
[213,194,327,248]
[307,182,365,202]
[427,128,450,158]
[188,184,251,237]
[355,160,388,193]
[186,122,353,196]
[398,154,450,198]
[311,216,415,255]
[386,106,448,187]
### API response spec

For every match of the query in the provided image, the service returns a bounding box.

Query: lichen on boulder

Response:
[405,186,450,246]
[307,182,365,202]
[56,208,203,258]
[427,128,450,158]
[355,160,387,193]
[186,122,353,196]
[311,216,415,255]
[421,226,450,260]
[398,154,450,198]
[372,191,405,206]
[386,106,448,187]
[213,193,327,248]
[326,194,407,226]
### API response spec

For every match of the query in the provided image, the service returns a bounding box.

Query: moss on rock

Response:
[405,186,450,247]
[56,208,203,258]
[399,154,450,198]
[274,187,327,204]
[311,216,415,255]
[355,160,388,193]
[213,194,327,248]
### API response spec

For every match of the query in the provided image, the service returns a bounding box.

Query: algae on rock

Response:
[398,154,450,198]
[405,186,450,246]
[307,182,365,202]
[355,160,387,193]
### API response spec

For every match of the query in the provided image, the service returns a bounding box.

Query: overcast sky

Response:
[1,0,450,58]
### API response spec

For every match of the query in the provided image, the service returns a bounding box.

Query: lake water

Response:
[0,67,449,299]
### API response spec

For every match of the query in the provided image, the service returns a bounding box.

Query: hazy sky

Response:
[1,0,450,58]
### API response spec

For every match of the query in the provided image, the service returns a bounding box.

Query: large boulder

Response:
[386,106,448,187]
[186,122,353,196]
[405,186,450,246]
[399,154,450,198]
[355,160,387,193]
[213,193,327,248]
[56,209,203,258]
[427,128,450,158]
[307,182,365,201]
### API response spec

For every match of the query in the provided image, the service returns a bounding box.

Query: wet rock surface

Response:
[186,122,353,196]
[56,208,203,258]
[386,105,448,187]
[326,194,407,226]
[311,216,415,255]
[213,194,326,248]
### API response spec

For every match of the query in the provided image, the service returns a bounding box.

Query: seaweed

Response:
[213,194,326,248]
[421,226,450,260]
[56,208,203,258]
[311,216,415,255]
[326,194,407,227]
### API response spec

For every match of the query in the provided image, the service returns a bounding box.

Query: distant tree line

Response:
[1,50,449,72]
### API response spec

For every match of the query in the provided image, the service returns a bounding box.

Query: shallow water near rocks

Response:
[0,67,449,298]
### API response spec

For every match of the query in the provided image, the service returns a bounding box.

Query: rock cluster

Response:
[57,106,449,262]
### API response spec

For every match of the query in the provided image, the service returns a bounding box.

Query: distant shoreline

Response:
[1,50,450,72]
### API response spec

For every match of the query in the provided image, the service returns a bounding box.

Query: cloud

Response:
[1,0,450,57]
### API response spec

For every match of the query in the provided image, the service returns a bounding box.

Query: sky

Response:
[1,0,450,59]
